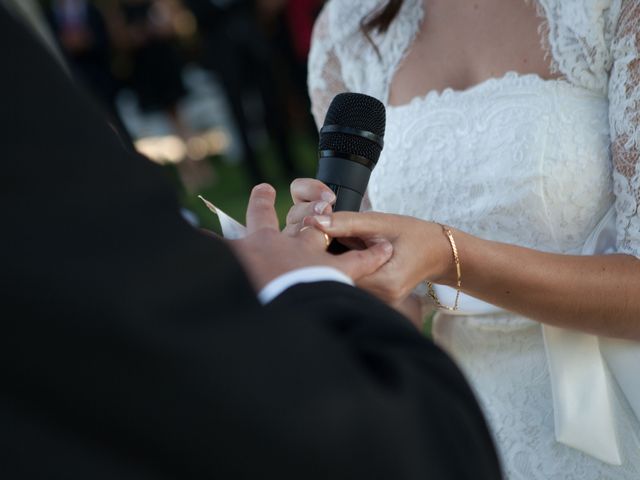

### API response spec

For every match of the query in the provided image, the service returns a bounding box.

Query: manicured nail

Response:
[321,191,336,203]
[313,215,332,227]
[314,201,329,214]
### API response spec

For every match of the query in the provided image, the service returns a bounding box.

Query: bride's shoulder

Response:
[539,0,625,93]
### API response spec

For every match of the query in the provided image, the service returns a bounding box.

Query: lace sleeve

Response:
[307,4,349,129]
[609,1,640,258]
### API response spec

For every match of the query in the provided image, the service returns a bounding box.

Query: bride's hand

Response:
[306,211,454,305]
[283,178,336,236]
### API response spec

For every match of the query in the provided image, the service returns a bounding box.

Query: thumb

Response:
[246,183,279,234]
[334,240,393,281]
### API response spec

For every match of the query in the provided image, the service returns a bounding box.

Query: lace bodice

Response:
[308,1,640,478]
[372,73,614,257]
[308,0,640,258]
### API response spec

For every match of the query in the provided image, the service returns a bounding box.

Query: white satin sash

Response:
[432,206,640,464]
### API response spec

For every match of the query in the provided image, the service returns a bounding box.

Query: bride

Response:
[286,0,640,478]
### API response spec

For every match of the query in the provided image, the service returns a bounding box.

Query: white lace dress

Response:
[308,1,640,478]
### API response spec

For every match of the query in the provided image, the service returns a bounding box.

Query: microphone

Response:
[316,93,386,212]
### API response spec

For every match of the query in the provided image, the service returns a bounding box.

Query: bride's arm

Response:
[307,211,640,341]
[437,231,640,340]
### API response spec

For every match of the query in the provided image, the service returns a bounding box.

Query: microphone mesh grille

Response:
[319,93,386,165]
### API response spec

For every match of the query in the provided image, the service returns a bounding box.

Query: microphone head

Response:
[319,93,386,168]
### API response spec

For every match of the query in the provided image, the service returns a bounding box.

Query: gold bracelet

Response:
[426,224,462,311]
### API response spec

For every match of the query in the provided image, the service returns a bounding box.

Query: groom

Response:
[0,5,501,479]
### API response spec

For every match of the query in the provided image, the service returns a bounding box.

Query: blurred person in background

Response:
[281,0,324,143]
[284,0,323,64]
[185,0,302,185]
[110,0,213,191]
[114,0,187,125]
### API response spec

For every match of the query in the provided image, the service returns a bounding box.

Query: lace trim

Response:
[307,5,347,128]
[535,0,622,94]
[524,0,560,76]
[609,1,640,257]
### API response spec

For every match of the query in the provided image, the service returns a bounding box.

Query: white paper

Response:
[198,195,247,240]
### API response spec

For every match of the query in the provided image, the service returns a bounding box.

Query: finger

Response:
[282,222,301,237]
[246,183,279,234]
[334,241,393,280]
[286,201,333,227]
[290,178,336,205]
[300,219,366,249]
[306,211,390,239]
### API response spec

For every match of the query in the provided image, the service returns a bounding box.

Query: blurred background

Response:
[36,0,325,230]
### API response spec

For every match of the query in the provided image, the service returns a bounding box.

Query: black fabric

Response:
[0,7,501,479]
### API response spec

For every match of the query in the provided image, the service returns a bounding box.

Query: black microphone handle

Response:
[323,184,364,212]
[316,154,374,254]
[316,155,373,212]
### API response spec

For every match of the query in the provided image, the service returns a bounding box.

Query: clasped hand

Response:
[228,184,394,292]
[285,179,455,306]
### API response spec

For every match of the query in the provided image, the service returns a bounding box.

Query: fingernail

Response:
[254,183,274,193]
[314,201,329,214]
[321,191,336,203]
[313,215,332,227]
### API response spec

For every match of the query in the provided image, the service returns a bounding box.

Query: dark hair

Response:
[361,0,404,35]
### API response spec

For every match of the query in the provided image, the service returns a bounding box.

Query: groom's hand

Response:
[228,184,393,291]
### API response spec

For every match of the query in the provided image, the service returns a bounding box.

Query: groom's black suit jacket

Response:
[0,7,501,479]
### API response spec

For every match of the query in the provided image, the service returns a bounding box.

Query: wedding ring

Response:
[322,232,331,248]
[299,226,331,249]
